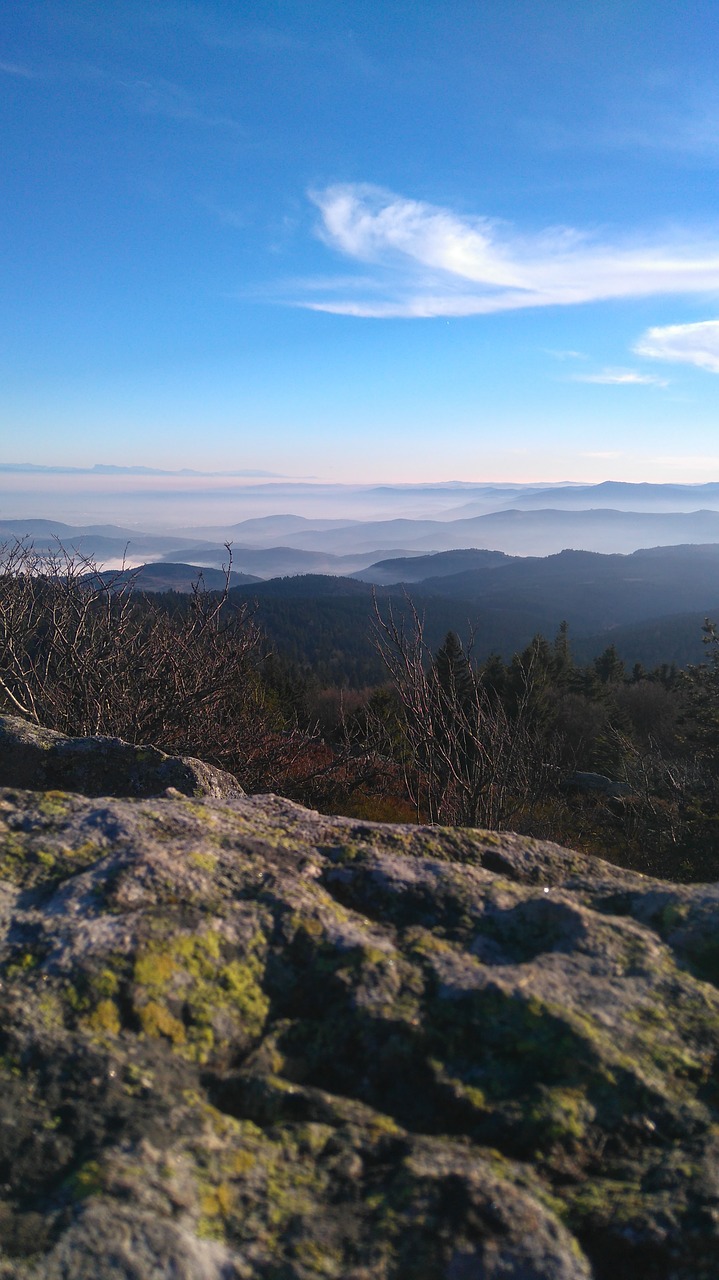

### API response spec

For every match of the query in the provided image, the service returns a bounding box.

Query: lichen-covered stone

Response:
[0,764,719,1276]
[0,714,243,799]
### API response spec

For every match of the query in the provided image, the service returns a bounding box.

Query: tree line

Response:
[1,540,719,881]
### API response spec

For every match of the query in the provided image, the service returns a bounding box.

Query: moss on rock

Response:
[1,732,719,1276]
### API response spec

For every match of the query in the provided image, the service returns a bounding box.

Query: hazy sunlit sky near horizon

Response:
[3,0,719,485]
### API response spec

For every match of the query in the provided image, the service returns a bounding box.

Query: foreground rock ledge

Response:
[0,714,243,800]
[1,782,719,1277]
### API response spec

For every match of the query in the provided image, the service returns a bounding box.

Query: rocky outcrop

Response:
[0,726,719,1277]
[0,715,242,800]
[562,771,633,798]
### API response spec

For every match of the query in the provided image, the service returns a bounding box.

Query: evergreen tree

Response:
[552,620,573,682]
[433,631,475,707]
[593,645,625,685]
[682,621,719,765]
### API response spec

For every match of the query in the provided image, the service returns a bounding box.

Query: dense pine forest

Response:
[2,540,719,883]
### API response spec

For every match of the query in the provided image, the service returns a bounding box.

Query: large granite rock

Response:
[0,734,718,1277]
[0,714,242,800]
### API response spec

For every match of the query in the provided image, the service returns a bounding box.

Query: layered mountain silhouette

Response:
[7,480,719,675]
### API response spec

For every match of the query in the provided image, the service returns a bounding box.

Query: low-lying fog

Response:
[5,471,719,530]
[6,471,719,577]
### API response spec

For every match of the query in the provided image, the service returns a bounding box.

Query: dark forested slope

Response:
[226,545,719,684]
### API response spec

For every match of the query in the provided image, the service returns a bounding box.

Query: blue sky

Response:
[3,0,719,483]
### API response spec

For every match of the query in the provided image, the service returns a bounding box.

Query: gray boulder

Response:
[0,733,718,1276]
[0,714,242,799]
[562,769,633,798]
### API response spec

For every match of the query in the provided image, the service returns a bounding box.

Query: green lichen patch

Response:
[132,924,270,1063]
[85,997,122,1037]
[0,797,108,887]
[2,771,719,1276]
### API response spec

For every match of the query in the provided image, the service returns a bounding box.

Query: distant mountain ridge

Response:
[102,563,261,592]
[167,507,719,560]
[7,512,719,678]
[279,507,719,558]
[222,544,719,684]
[360,543,719,633]
[8,483,719,577]
[353,548,512,583]
[443,480,719,517]
[7,475,719,530]
[0,463,283,477]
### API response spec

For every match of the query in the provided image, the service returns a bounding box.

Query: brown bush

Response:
[369,597,559,829]
[0,540,283,790]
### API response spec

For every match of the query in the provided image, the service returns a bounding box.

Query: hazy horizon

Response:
[8,469,719,531]
[0,470,579,527]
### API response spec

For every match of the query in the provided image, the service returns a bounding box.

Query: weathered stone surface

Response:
[0,765,719,1276]
[0,714,242,800]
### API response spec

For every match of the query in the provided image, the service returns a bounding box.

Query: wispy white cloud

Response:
[570,368,669,387]
[522,79,719,162]
[169,7,378,76]
[117,75,246,133]
[35,62,248,137]
[152,5,305,54]
[635,320,719,373]
[283,273,387,292]
[299,184,719,318]
[0,61,35,78]
[606,84,719,161]
[197,21,303,54]
[545,348,587,361]
[197,198,247,230]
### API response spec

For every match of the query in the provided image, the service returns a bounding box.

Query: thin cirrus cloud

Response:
[570,368,669,387]
[116,74,246,133]
[0,61,35,78]
[635,320,719,373]
[300,184,719,319]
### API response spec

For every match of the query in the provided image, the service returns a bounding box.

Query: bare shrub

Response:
[369,596,559,829]
[0,539,280,788]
